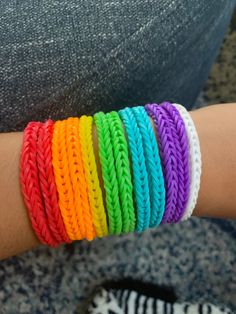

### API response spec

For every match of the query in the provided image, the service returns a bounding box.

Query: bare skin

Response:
[1,103,236,260]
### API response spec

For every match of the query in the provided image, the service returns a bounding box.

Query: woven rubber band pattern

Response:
[160,102,190,222]
[69,117,97,240]
[94,112,122,234]
[37,120,71,244]
[65,117,88,239]
[20,122,58,246]
[119,107,151,232]
[132,106,166,227]
[173,104,202,220]
[79,115,108,238]
[145,104,179,224]
[52,120,81,240]
[106,111,136,233]
[21,102,198,247]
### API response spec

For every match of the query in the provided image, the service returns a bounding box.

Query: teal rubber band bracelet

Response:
[106,111,136,233]
[131,106,166,227]
[119,107,151,232]
[94,111,122,235]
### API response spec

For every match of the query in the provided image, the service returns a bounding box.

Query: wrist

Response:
[191,104,236,218]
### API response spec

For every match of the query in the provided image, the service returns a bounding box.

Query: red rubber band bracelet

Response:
[37,120,71,244]
[20,122,58,247]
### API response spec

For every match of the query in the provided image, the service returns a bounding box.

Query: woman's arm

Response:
[1,103,236,260]
[0,132,40,259]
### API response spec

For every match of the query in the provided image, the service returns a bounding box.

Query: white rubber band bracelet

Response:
[173,104,202,220]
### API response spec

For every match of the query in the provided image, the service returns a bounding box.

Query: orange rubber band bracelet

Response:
[52,120,82,241]
[65,117,94,240]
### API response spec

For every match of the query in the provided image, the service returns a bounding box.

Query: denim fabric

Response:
[0,0,235,132]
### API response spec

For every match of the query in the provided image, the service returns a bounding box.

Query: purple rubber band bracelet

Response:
[160,102,190,222]
[145,103,179,223]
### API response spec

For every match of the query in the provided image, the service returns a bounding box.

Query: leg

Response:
[0,0,235,130]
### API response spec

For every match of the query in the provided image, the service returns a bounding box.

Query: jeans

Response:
[0,0,235,132]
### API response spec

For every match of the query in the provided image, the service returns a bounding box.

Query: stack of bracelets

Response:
[20,102,202,247]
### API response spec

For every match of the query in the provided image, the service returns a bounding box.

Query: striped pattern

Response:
[88,288,232,314]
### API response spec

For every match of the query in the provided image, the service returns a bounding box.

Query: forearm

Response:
[1,103,236,260]
[0,132,40,260]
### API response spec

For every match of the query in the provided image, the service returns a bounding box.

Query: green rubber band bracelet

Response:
[94,112,122,235]
[106,111,136,233]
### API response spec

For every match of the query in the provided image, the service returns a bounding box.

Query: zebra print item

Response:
[87,288,232,314]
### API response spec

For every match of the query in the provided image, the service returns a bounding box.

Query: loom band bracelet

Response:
[145,104,179,224]
[37,120,71,244]
[119,107,151,232]
[131,106,166,228]
[94,112,122,235]
[106,111,136,233]
[160,102,190,222]
[65,117,87,240]
[119,108,150,231]
[52,120,82,241]
[67,117,98,240]
[79,115,108,239]
[20,122,58,247]
[173,104,202,221]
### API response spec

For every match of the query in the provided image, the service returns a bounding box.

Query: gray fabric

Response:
[0,0,235,132]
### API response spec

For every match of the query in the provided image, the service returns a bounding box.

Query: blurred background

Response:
[200,10,236,106]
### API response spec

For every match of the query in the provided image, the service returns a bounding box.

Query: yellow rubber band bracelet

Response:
[79,115,108,238]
